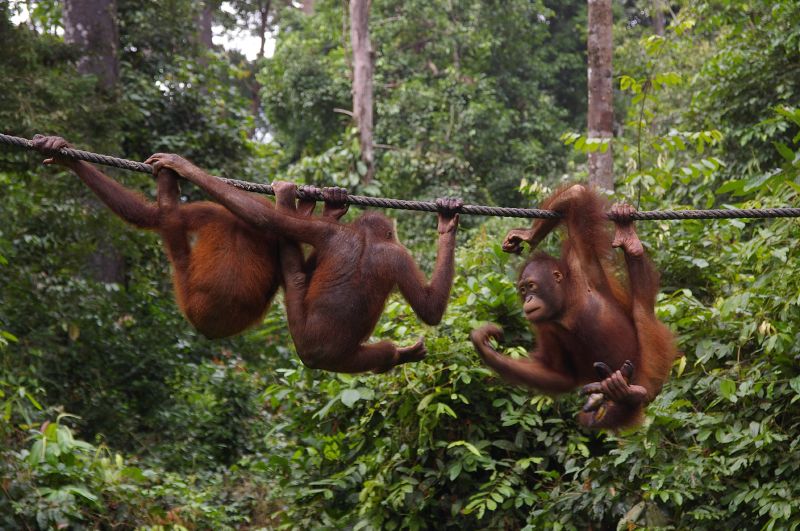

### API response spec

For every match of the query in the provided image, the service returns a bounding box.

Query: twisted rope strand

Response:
[3,133,799,220]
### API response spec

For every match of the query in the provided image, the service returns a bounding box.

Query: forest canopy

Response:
[1,0,800,528]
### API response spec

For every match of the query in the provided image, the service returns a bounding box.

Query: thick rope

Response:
[3,133,799,220]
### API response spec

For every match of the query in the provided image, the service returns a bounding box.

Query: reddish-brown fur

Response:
[145,150,462,373]
[161,199,280,339]
[472,185,678,429]
[34,135,279,339]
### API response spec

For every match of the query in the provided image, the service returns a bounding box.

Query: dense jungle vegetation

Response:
[1,0,799,528]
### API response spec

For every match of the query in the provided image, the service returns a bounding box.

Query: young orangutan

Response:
[32,135,342,339]
[144,152,462,373]
[471,185,677,429]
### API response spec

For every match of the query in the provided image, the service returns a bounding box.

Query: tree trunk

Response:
[195,0,216,73]
[198,1,215,50]
[63,0,119,92]
[63,0,126,284]
[301,0,315,15]
[249,0,272,138]
[587,0,614,190]
[258,0,272,59]
[652,0,665,36]
[350,0,375,183]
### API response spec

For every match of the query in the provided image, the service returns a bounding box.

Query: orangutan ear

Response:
[553,270,563,283]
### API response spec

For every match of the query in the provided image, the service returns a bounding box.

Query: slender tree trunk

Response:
[652,0,665,36]
[63,0,126,283]
[350,0,375,183]
[249,0,272,138]
[258,0,272,58]
[587,0,614,190]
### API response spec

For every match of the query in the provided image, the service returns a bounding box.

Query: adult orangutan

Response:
[145,152,462,373]
[33,135,342,339]
[471,185,677,429]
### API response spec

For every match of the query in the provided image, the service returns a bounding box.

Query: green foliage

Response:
[689,0,800,175]
[0,8,106,143]
[2,414,137,528]
[259,0,588,206]
[152,356,270,470]
[117,0,260,176]
[3,0,800,529]
[258,5,352,162]
[1,413,261,529]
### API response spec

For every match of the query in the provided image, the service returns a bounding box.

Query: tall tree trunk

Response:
[63,0,119,92]
[63,0,126,283]
[198,1,215,50]
[350,0,375,183]
[652,0,665,36]
[301,0,315,15]
[258,0,272,59]
[196,0,216,73]
[250,0,272,138]
[587,0,614,190]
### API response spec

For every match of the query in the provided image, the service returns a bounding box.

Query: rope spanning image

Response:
[2,132,799,220]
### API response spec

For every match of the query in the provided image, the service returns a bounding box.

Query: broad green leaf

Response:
[720,379,737,401]
[340,389,361,408]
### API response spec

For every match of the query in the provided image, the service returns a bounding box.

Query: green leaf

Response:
[773,141,795,162]
[417,392,438,412]
[447,440,482,456]
[448,461,462,481]
[340,389,361,408]
[313,397,338,419]
[121,466,147,482]
[24,392,43,411]
[66,485,98,503]
[788,376,800,396]
[720,379,737,401]
[620,75,635,91]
